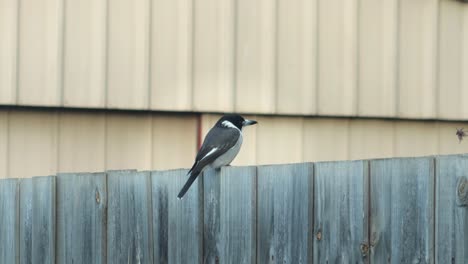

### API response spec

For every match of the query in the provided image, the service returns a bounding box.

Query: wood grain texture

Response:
[0,179,19,264]
[204,166,256,264]
[370,157,434,264]
[107,171,153,263]
[152,169,203,263]
[19,176,55,264]
[435,155,468,263]
[314,160,369,263]
[56,173,106,264]
[257,163,313,263]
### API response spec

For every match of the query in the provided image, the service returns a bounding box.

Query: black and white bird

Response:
[177,114,257,199]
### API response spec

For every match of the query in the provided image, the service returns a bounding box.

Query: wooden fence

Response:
[0,155,467,263]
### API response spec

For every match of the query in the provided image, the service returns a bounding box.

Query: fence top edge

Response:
[2,154,468,180]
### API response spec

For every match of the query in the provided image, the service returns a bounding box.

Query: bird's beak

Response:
[242,119,258,126]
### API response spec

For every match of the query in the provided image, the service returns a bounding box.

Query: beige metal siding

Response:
[106,0,150,109]
[2,1,468,118]
[58,112,106,173]
[63,0,106,107]
[193,0,235,112]
[256,116,304,164]
[9,111,59,178]
[0,0,18,104]
[398,0,438,118]
[152,115,197,169]
[303,118,350,161]
[395,121,439,156]
[438,1,468,119]
[358,0,397,117]
[150,0,193,111]
[349,120,394,160]
[318,0,358,116]
[235,0,276,113]
[276,0,317,115]
[0,110,199,178]
[106,113,152,170]
[3,110,468,179]
[0,112,7,177]
[18,0,63,106]
[438,122,467,154]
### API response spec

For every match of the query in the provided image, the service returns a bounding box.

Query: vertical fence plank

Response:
[20,178,33,264]
[435,155,468,263]
[204,167,257,264]
[257,163,313,263]
[0,179,19,264]
[56,173,107,264]
[20,176,56,264]
[314,160,369,263]
[107,171,153,263]
[370,157,434,263]
[152,169,203,264]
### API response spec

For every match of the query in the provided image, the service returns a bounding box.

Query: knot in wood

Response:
[316,230,322,241]
[456,176,468,207]
[360,243,369,256]
[95,189,101,204]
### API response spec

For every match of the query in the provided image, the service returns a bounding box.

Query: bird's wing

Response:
[178,127,240,199]
[189,127,241,173]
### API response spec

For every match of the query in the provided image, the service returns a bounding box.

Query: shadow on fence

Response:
[1,155,468,263]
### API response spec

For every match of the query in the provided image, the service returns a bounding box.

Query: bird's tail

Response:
[177,170,200,199]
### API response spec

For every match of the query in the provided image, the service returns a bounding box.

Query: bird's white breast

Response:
[210,133,243,169]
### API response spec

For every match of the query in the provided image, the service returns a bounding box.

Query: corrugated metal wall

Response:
[1,109,467,179]
[1,0,468,119]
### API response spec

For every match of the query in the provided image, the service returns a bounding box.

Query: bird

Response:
[177,114,257,199]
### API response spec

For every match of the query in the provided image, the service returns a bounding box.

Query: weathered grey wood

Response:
[56,173,106,264]
[314,160,369,263]
[20,179,33,264]
[204,166,256,264]
[19,176,55,264]
[435,155,468,263]
[107,171,153,264]
[257,163,313,263]
[370,157,434,264]
[0,179,19,264]
[152,169,203,264]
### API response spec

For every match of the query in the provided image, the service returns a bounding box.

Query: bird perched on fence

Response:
[177,114,257,199]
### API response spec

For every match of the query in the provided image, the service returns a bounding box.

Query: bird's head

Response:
[216,114,258,130]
